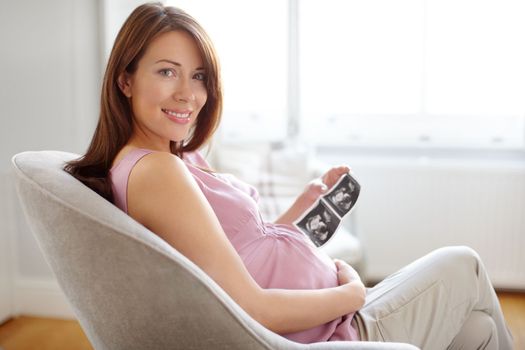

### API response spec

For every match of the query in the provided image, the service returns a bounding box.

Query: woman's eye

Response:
[194,72,206,81]
[159,69,174,77]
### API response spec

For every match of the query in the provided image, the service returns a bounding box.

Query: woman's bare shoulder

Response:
[130,151,188,182]
[126,151,198,221]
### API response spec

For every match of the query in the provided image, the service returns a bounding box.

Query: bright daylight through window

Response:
[166,0,525,149]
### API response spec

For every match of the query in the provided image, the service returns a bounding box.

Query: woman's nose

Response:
[173,78,195,102]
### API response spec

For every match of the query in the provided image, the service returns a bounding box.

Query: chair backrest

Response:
[11,151,419,350]
[11,151,289,350]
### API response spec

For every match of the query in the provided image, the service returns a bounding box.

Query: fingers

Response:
[334,259,361,283]
[334,258,353,272]
[334,259,352,285]
[322,165,352,185]
[309,178,328,192]
[333,258,345,269]
[302,179,328,201]
[329,165,350,174]
[336,165,351,174]
[336,165,351,178]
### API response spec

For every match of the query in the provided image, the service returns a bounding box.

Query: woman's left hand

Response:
[320,165,351,190]
[300,165,351,203]
[275,165,351,226]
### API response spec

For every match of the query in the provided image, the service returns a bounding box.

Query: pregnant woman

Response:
[65,3,513,349]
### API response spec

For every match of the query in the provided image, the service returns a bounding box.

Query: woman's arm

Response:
[274,165,350,226]
[127,153,364,334]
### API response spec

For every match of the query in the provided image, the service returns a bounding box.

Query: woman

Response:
[66,3,513,348]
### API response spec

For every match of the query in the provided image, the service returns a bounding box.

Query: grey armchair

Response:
[12,151,418,350]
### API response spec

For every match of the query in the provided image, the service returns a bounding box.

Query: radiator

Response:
[328,155,525,290]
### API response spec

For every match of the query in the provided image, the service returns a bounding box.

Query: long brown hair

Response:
[65,2,222,202]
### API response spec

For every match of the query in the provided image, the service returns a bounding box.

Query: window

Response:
[108,0,525,149]
[300,0,525,148]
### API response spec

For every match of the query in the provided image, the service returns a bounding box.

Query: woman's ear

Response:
[117,72,132,98]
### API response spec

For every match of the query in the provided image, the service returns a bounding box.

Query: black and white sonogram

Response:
[295,200,341,247]
[322,173,361,218]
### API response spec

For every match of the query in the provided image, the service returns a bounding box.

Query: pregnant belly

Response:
[239,223,339,290]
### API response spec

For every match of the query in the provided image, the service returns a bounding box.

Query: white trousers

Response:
[354,246,514,350]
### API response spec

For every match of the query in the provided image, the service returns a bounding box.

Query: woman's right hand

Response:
[334,258,361,285]
[335,259,366,310]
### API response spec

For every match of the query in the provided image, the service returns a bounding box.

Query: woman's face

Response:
[119,30,208,149]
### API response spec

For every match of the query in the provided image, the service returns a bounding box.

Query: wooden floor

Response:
[0,316,92,350]
[0,292,523,350]
[499,292,525,349]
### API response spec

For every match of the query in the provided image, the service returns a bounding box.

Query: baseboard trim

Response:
[14,278,75,319]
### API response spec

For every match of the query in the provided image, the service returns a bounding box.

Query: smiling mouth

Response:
[162,108,192,123]
[162,108,191,119]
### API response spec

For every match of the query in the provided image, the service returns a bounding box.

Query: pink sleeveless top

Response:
[109,148,359,343]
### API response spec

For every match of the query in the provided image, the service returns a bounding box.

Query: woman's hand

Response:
[301,165,351,203]
[334,258,361,285]
[302,178,328,202]
[334,259,366,311]
[274,165,351,226]
[321,165,351,190]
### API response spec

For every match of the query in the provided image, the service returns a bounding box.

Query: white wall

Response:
[0,176,14,323]
[0,0,101,319]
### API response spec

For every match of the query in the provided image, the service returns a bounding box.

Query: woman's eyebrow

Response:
[155,59,205,70]
[155,59,181,66]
